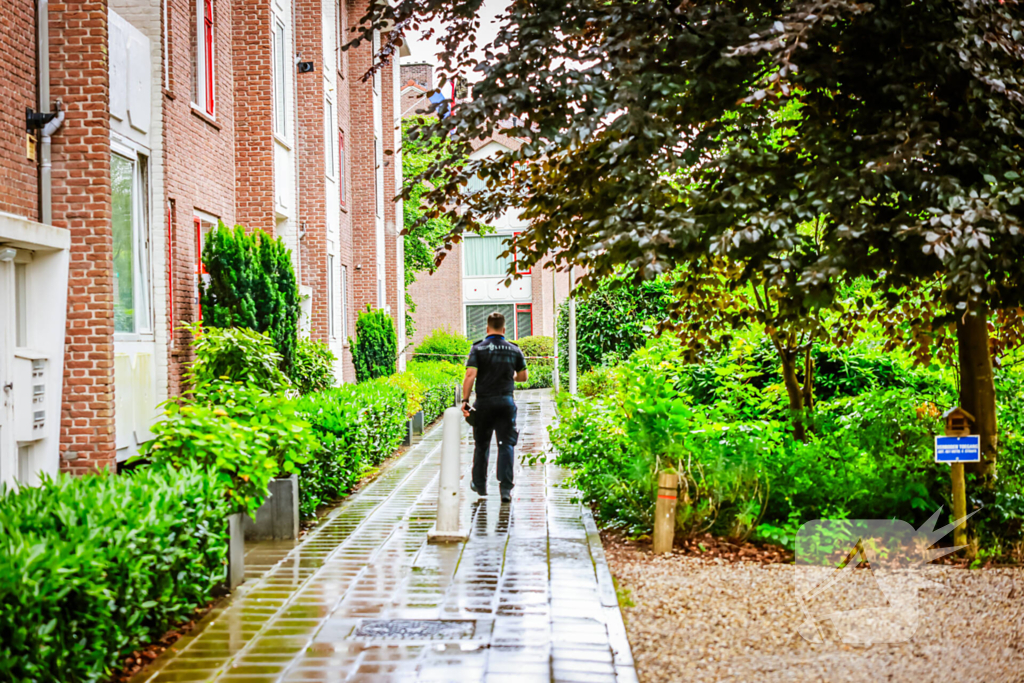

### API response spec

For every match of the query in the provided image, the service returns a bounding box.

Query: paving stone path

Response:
[132,389,636,683]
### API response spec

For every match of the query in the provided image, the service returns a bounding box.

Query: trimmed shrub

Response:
[290,338,337,394]
[295,379,407,517]
[146,381,318,516]
[186,323,291,393]
[350,306,398,382]
[515,335,554,389]
[389,372,426,417]
[0,464,228,683]
[200,222,301,374]
[413,327,471,364]
[406,361,463,422]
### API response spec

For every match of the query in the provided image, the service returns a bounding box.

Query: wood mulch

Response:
[602,530,793,565]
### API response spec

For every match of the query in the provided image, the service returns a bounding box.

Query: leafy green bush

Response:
[389,372,426,417]
[0,464,228,683]
[579,366,616,398]
[200,221,301,373]
[557,271,672,376]
[295,380,407,517]
[351,306,398,382]
[407,360,463,422]
[186,323,291,393]
[413,327,470,363]
[146,382,318,516]
[515,335,554,389]
[290,338,337,394]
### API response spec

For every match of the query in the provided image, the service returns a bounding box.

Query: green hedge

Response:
[515,335,554,389]
[408,361,463,423]
[295,379,407,517]
[350,307,398,382]
[413,328,471,363]
[0,464,228,683]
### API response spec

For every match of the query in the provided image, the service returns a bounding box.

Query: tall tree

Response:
[353,0,1024,476]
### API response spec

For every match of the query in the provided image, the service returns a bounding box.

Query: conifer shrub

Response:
[350,306,398,382]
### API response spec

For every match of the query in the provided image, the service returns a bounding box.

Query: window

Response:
[328,254,336,338]
[335,0,343,73]
[192,0,215,115]
[338,131,347,205]
[516,303,533,338]
[371,31,380,95]
[162,0,170,89]
[15,263,27,347]
[374,135,382,218]
[272,19,287,137]
[464,235,514,277]
[194,214,216,322]
[465,303,532,341]
[513,232,530,274]
[112,152,152,334]
[326,98,336,177]
[340,264,348,339]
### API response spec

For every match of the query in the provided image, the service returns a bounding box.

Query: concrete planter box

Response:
[227,512,245,590]
[403,419,415,447]
[243,475,299,541]
[412,410,425,435]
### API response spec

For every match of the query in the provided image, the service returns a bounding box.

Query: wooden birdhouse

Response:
[942,407,975,437]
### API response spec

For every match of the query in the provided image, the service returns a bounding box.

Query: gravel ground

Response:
[605,537,1024,683]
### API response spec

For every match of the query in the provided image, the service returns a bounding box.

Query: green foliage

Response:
[557,273,672,377]
[185,323,291,393]
[402,116,456,337]
[409,361,464,422]
[146,381,318,516]
[579,366,616,399]
[515,335,554,389]
[295,380,407,517]
[290,338,337,394]
[413,327,471,364]
[200,222,301,374]
[350,306,398,382]
[0,464,228,683]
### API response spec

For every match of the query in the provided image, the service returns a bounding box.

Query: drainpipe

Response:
[37,0,64,225]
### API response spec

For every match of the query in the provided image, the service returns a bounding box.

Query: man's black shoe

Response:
[500,490,512,503]
[470,481,486,496]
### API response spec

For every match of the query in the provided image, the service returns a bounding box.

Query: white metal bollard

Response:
[427,407,469,543]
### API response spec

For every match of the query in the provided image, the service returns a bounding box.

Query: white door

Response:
[0,259,14,487]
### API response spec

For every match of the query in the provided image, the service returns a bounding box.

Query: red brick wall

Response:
[345,6,379,321]
[0,2,39,220]
[232,0,274,234]
[336,0,356,383]
[296,0,328,343]
[407,243,463,350]
[50,1,115,473]
[163,0,236,395]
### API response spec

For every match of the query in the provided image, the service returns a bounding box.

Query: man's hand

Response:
[461,401,471,418]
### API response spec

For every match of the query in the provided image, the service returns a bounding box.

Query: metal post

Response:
[568,265,577,395]
[552,264,559,391]
[427,407,469,543]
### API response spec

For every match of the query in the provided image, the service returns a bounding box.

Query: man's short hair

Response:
[487,312,506,332]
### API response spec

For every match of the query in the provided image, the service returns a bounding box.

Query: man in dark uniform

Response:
[461,312,528,503]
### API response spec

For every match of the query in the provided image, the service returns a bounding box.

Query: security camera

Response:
[297,61,315,73]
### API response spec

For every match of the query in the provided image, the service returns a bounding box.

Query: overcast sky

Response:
[403,0,511,80]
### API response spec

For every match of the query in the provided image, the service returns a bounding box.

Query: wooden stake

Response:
[653,472,679,554]
[951,462,967,547]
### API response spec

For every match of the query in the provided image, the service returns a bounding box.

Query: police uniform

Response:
[466,334,527,497]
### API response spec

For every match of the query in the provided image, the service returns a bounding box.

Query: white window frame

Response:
[272,16,288,139]
[325,96,336,179]
[192,0,215,117]
[340,264,348,340]
[374,135,383,218]
[111,141,154,339]
[328,254,336,338]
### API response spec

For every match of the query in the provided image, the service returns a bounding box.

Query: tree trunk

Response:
[779,349,807,442]
[956,306,997,480]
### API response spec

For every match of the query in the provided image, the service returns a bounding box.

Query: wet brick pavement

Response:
[130,389,636,683]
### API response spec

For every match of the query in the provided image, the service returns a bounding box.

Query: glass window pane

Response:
[465,304,513,341]
[464,236,514,277]
[516,307,532,339]
[339,132,346,201]
[341,265,348,339]
[328,254,336,337]
[273,22,286,136]
[134,157,152,333]
[112,154,135,333]
[326,100,335,176]
[15,263,27,347]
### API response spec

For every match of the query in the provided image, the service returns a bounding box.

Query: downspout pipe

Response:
[36,0,63,226]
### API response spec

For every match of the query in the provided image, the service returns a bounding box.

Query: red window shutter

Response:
[194,217,204,322]
[204,0,214,115]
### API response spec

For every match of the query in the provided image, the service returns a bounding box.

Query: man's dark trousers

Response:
[472,395,517,494]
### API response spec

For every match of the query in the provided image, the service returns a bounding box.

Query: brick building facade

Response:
[0,0,406,486]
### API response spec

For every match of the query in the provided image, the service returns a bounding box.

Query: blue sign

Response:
[935,435,981,463]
